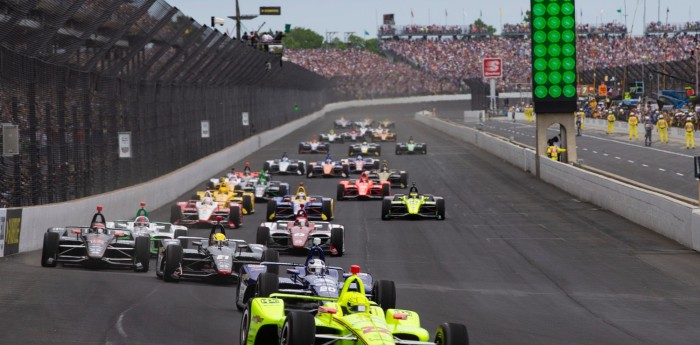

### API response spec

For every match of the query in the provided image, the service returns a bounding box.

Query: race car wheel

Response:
[163,244,183,283]
[306,163,313,178]
[336,184,345,201]
[322,199,333,220]
[170,205,183,224]
[134,236,150,272]
[190,194,200,201]
[242,195,254,215]
[330,227,344,257]
[436,198,446,220]
[400,172,408,188]
[381,184,390,197]
[372,279,396,310]
[261,248,280,275]
[256,272,279,298]
[341,165,350,178]
[280,311,316,345]
[373,160,380,169]
[298,143,303,154]
[228,206,242,228]
[434,322,469,345]
[423,144,428,154]
[348,149,355,157]
[41,231,60,267]
[236,268,254,311]
[206,181,215,190]
[256,226,270,245]
[263,162,270,172]
[174,229,186,239]
[266,200,278,221]
[381,198,392,220]
[395,144,402,155]
[376,146,382,156]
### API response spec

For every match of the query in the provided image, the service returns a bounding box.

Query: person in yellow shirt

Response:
[547,145,566,161]
[606,112,616,134]
[684,117,695,149]
[524,105,534,122]
[575,110,584,136]
[656,116,669,143]
[627,114,639,140]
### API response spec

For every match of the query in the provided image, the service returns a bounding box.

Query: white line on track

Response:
[659,168,666,172]
[593,151,598,154]
[677,173,684,176]
[615,157,621,160]
[603,153,609,156]
[642,164,649,167]
[628,160,635,163]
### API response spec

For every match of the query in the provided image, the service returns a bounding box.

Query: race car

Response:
[371,128,398,142]
[340,128,366,142]
[257,210,344,255]
[263,152,306,175]
[377,118,396,128]
[239,170,289,202]
[319,130,344,144]
[337,171,391,201]
[395,138,427,155]
[41,205,151,272]
[197,181,254,215]
[240,265,469,345]
[354,117,375,128]
[208,163,260,190]
[237,241,387,311]
[155,219,278,283]
[381,184,445,220]
[170,192,243,229]
[108,202,188,255]
[334,116,352,128]
[298,136,330,154]
[368,160,408,188]
[306,154,350,178]
[348,141,381,156]
[266,183,334,221]
[340,154,380,173]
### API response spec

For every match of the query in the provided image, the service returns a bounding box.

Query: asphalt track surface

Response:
[2,101,700,345]
[439,105,698,200]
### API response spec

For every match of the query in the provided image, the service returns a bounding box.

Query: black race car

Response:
[395,140,427,155]
[155,219,278,283]
[348,142,381,157]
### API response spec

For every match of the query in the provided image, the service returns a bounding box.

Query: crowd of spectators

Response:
[285,48,459,99]
[502,23,529,35]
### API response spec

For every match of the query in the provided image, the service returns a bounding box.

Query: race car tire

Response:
[436,198,446,220]
[330,227,344,256]
[338,136,344,144]
[373,160,380,169]
[170,205,183,224]
[134,236,150,272]
[381,184,390,197]
[298,164,306,176]
[400,172,408,188]
[174,229,188,248]
[228,206,242,228]
[395,144,402,155]
[423,144,428,154]
[381,198,392,220]
[348,149,355,157]
[322,199,333,220]
[163,244,183,283]
[242,195,254,215]
[256,272,279,298]
[41,231,60,267]
[376,146,382,156]
[372,279,396,310]
[278,184,288,197]
[190,194,200,201]
[256,226,270,245]
[341,165,350,178]
[336,184,345,201]
[298,143,303,154]
[263,162,270,172]
[434,322,469,345]
[206,181,215,190]
[235,269,250,311]
[280,311,316,345]
[306,163,314,178]
[261,248,280,275]
[266,200,278,221]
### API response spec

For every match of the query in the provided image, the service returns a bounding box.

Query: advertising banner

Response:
[118,132,132,158]
[0,209,6,257]
[3,208,21,256]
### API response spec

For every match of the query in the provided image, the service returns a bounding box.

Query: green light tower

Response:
[531,0,577,113]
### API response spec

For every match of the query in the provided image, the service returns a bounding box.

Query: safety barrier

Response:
[416,113,700,252]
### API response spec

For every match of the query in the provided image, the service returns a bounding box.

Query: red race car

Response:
[336,171,391,200]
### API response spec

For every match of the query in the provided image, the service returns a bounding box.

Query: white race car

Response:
[108,203,188,254]
[263,153,306,175]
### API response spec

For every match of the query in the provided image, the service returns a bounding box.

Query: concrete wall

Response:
[416,113,700,252]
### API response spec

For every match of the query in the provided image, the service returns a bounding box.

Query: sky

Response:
[166,0,698,39]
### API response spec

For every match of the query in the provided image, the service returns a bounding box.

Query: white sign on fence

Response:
[201,120,210,138]
[242,112,249,126]
[118,132,132,158]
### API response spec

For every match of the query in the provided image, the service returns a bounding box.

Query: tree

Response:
[472,19,496,35]
[283,27,323,49]
[523,10,531,23]
[346,34,365,49]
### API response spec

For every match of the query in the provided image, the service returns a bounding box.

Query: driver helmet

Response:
[218,183,229,193]
[307,258,326,274]
[341,292,370,314]
[281,152,289,162]
[212,233,226,242]
[296,192,306,200]
[203,196,213,205]
[356,154,363,160]
[381,160,389,172]
[134,216,149,228]
[329,129,335,135]
[362,141,368,145]
[91,222,105,234]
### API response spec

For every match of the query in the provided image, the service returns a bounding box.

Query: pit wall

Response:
[415,113,700,251]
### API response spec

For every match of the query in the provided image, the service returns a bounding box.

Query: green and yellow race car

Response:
[240,265,468,345]
[381,184,445,220]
